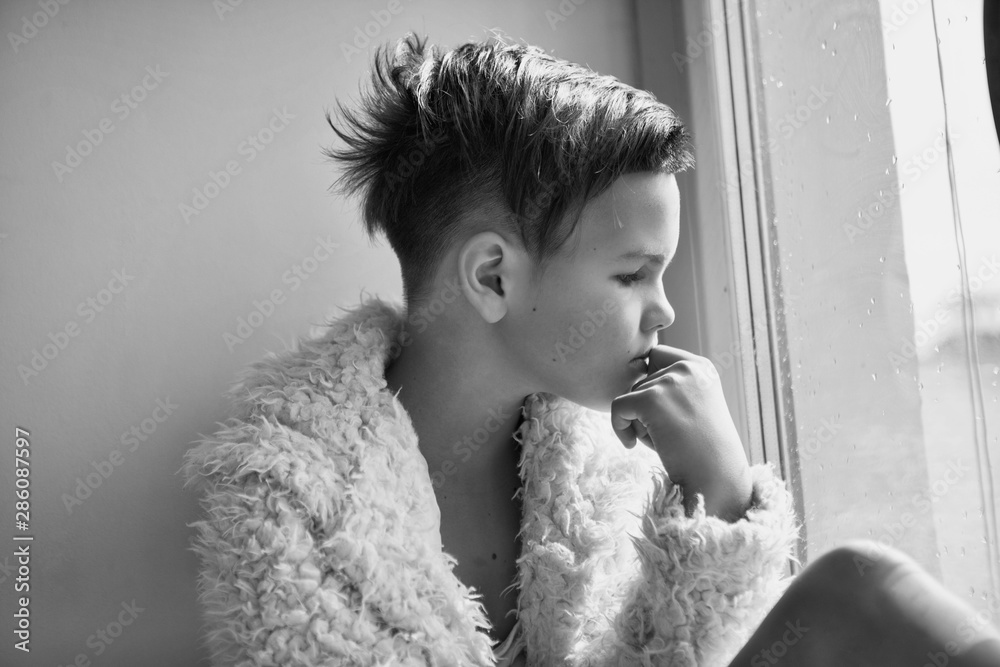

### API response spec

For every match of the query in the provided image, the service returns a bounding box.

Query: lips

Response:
[631,347,654,363]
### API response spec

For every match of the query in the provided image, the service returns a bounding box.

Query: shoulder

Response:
[181,296,407,490]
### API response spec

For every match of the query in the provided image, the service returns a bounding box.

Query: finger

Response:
[610,391,657,449]
[610,396,642,449]
[631,366,673,392]
[646,343,699,375]
[632,420,650,446]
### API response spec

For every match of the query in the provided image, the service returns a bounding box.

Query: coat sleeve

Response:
[582,462,802,667]
[179,415,497,667]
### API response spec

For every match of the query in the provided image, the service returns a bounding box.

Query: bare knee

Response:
[726,542,896,667]
[790,539,917,621]
[805,540,914,589]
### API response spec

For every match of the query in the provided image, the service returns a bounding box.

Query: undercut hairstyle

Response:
[323,33,694,307]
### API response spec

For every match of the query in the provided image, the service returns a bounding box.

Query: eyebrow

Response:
[617,249,677,267]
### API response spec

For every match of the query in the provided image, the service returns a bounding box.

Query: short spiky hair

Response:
[324,33,694,306]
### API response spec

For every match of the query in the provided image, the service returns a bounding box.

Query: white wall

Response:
[0,0,649,664]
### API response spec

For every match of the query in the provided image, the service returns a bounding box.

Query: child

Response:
[181,33,1000,666]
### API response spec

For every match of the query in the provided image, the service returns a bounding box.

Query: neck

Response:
[384,311,529,500]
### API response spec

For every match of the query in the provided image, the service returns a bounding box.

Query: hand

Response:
[610,344,752,520]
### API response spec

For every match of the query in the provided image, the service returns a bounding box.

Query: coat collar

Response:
[222,296,661,662]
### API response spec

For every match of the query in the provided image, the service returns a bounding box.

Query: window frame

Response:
[636,0,806,572]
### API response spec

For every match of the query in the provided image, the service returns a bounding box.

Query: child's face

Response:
[505,170,680,412]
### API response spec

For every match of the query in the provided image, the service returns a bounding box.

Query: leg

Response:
[725,539,1000,667]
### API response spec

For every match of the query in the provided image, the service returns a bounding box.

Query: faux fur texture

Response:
[181,297,803,666]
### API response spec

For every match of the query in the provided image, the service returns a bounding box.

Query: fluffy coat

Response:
[181,297,803,666]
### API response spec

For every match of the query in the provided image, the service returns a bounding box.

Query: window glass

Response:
[742,0,1000,618]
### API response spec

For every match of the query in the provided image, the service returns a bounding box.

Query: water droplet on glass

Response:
[821,40,827,50]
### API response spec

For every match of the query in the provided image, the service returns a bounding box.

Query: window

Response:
[638,0,1000,618]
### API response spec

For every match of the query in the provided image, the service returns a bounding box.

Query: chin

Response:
[559,383,633,414]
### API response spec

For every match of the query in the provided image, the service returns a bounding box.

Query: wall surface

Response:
[0,1,656,664]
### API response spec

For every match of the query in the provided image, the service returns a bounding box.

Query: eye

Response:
[616,271,643,286]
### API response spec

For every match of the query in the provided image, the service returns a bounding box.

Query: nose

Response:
[643,283,675,333]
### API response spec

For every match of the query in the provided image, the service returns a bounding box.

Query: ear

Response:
[457,231,520,324]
